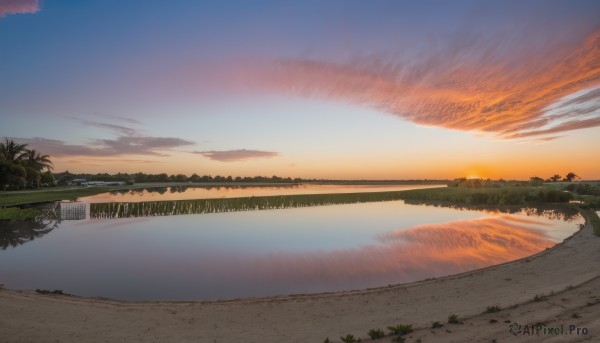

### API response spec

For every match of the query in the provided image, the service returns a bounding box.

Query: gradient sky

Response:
[1,0,599,179]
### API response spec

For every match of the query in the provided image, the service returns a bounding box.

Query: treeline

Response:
[54,171,448,185]
[55,171,310,185]
[0,139,54,190]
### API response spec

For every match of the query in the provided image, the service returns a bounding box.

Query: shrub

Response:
[387,324,413,335]
[367,329,385,339]
[431,321,443,328]
[485,305,501,313]
[448,314,461,324]
[340,334,358,343]
[533,294,547,302]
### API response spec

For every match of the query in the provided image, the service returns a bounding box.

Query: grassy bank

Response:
[0,207,39,221]
[0,187,112,207]
[396,186,572,205]
[583,209,600,236]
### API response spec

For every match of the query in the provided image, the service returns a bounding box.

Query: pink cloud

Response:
[231,28,600,140]
[0,0,40,18]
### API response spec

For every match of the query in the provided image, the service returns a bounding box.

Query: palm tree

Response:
[0,138,28,162]
[23,149,54,171]
[564,172,579,182]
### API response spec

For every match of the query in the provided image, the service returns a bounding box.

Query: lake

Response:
[0,185,584,301]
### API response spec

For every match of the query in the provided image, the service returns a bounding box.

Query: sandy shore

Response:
[1,217,599,342]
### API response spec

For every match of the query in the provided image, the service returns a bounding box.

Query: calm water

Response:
[0,199,582,301]
[80,184,445,203]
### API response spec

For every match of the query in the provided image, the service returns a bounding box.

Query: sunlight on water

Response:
[0,200,582,300]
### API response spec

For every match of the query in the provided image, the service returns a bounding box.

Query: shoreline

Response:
[1,213,599,342]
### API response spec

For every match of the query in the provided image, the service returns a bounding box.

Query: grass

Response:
[447,314,461,324]
[533,294,547,302]
[484,305,502,313]
[582,209,600,236]
[35,289,64,295]
[387,324,413,336]
[0,186,112,207]
[0,207,39,221]
[367,329,385,339]
[340,334,358,343]
[431,321,443,328]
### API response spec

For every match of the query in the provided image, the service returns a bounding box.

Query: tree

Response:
[23,149,53,171]
[0,138,28,162]
[548,174,562,182]
[529,176,545,186]
[564,172,579,182]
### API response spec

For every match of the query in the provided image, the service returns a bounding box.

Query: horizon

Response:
[1,1,599,180]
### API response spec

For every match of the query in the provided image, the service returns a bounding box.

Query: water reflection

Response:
[81,184,443,203]
[403,200,581,222]
[0,206,59,250]
[0,200,583,300]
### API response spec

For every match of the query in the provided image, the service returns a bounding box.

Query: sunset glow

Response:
[1,1,599,179]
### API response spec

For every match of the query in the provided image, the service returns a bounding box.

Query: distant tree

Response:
[548,174,562,182]
[563,172,580,182]
[529,176,545,186]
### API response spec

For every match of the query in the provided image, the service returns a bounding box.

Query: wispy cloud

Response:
[234,28,600,140]
[13,136,193,157]
[193,149,279,162]
[81,120,138,136]
[0,0,39,18]
[91,112,143,125]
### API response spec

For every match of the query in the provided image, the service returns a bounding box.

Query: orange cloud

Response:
[236,28,600,140]
[0,0,39,18]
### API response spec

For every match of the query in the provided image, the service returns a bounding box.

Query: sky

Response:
[1,0,599,180]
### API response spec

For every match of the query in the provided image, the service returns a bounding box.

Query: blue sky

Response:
[1,0,599,179]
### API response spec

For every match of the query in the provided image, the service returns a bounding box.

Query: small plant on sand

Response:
[35,289,64,295]
[447,313,461,324]
[489,319,498,323]
[533,294,547,302]
[367,328,385,339]
[323,338,331,343]
[387,324,413,335]
[431,321,443,328]
[391,336,405,343]
[340,334,358,343]
[485,305,501,313]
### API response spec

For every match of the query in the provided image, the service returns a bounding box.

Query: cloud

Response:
[233,28,600,140]
[81,120,138,136]
[13,136,194,157]
[0,0,39,18]
[91,112,142,125]
[193,149,279,162]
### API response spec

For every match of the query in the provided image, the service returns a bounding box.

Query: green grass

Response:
[367,329,385,339]
[0,207,39,221]
[484,305,501,313]
[0,187,113,207]
[397,186,572,205]
[582,209,600,236]
[447,313,461,324]
[387,324,413,336]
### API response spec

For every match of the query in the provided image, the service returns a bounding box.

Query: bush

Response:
[533,294,547,302]
[485,305,501,313]
[340,334,358,343]
[431,321,443,328]
[387,324,413,336]
[448,314,461,324]
[367,329,385,339]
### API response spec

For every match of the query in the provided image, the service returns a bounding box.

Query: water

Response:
[0,198,582,301]
[80,184,445,203]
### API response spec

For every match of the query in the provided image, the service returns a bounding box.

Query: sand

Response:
[1,218,599,343]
